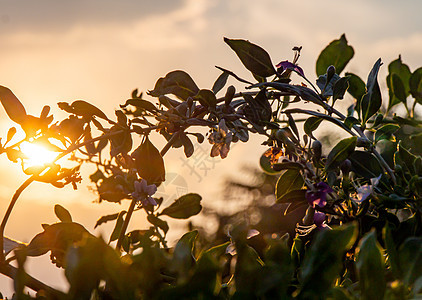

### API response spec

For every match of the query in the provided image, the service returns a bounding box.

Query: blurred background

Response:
[0,0,421,294]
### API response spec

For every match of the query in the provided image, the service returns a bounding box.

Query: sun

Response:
[20,141,59,167]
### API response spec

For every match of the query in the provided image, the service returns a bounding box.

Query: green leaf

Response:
[333,76,350,101]
[148,70,200,101]
[345,72,366,116]
[298,223,358,298]
[356,230,386,300]
[276,189,307,204]
[391,74,407,104]
[325,136,357,171]
[54,204,72,223]
[275,169,304,201]
[316,34,354,76]
[171,230,198,282]
[387,56,411,107]
[147,214,169,234]
[349,151,383,179]
[132,136,166,185]
[0,85,28,125]
[304,116,322,137]
[375,124,400,143]
[410,67,422,103]
[361,59,383,125]
[224,37,276,78]
[212,70,229,94]
[259,152,282,175]
[193,89,217,109]
[160,193,202,219]
[398,237,422,286]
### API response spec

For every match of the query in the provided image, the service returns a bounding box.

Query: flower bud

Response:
[326,65,336,83]
[224,85,236,106]
[311,140,322,161]
[340,159,352,174]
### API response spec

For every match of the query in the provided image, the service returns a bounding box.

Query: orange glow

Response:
[20,141,58,167]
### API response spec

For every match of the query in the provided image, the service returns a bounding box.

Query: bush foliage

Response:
[0,34,421,299]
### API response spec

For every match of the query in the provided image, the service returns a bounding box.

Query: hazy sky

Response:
[0,0,421,294]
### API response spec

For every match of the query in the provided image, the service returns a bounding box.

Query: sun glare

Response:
[20,141,58,167]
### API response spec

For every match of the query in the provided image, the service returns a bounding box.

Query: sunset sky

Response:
[0,0,421,294]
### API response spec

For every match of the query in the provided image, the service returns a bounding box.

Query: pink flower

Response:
[306,182,333,208]
[276,60,305,77]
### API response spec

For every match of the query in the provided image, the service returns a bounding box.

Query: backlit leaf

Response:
[54,204,72,223]
[160,193,202,219]
[0,85,28,125]
[316,34,354,76]
[325,136,357,171]
[276,169,304,201]
[361,59,383,125]
[224,37,276,78]
[148,70,199,101]
[410,67,422,103]
[132,136,166,185]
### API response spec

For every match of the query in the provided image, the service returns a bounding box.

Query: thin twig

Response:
[0,176,35,262]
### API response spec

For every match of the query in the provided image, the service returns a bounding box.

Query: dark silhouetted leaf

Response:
[148,70,199,101]
[132,136,165,185]
[63,100,109,121]
[109,211,125,243]
[325,136,357,171]
[333,76,350,101]
[54,204,72,223]
[94,212,124,229]
[212,70,229,94]
[349,151,383,179]
[160,193,202,219]
[120,98,158,113]
[0,85,28,125]
[147,214,169,234]
[194,89,217,109]
[180,132,194,158]
[316,34,354,76]
[224,37,276,78]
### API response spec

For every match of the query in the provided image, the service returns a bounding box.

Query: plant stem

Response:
[0,176,35,262]
[115,129,183,251]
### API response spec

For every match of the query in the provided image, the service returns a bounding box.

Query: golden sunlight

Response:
[20,141,58,167]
